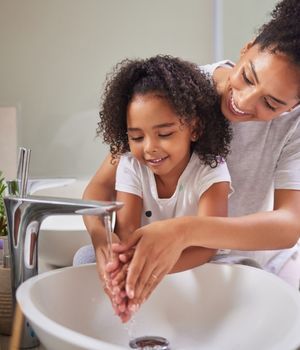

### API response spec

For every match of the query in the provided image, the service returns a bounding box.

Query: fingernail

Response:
[127,288,134,299]
[129,303,139,313]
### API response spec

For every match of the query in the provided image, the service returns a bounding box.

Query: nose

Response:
[235,86,259,112]
[144,137,158,154]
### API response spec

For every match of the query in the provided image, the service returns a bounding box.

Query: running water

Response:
[104,214,113,261]
[124,315,137,341]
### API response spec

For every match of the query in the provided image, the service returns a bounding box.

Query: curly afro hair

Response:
[97,55,232,168]
[254,0,300,67]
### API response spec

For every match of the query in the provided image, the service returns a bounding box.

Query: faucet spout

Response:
[3,194,123,349]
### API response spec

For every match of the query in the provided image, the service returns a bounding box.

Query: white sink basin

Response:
[39,215,90,267]
[17,263,300,350]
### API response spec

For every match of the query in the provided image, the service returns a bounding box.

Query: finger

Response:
[119,249,134,263]
[112,278,126,293]
[119,309,132,323]
[112,229,143,253]
[139,270,165,304]
[112,263,129,286]
[105,260,119,273]
[133,268,161,303]
[127,298,141,314]
[125,247,147,299]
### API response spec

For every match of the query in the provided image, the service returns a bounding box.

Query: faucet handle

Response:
[17,147,31,197]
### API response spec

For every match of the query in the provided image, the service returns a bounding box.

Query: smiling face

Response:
[127,93,195,182]
[218,44,300,122]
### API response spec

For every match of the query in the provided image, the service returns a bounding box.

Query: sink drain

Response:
[129,335,170,349]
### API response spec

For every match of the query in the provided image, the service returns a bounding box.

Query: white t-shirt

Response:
[201,61,300,272]
[116,152,231,226]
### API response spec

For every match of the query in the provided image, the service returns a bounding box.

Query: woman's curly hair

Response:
[254,0,300,68]
[97,55,232,168]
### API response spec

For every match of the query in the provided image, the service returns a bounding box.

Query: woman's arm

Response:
[122,181,230,303]
[117,188,300,302]
[170,181,229,273]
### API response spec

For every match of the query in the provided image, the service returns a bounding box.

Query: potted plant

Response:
[0,171,17,335]
[0,171,7,238]
[0,172,18,239]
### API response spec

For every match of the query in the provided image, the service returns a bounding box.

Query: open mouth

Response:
[228,91,252,118]
[146,156,168,165]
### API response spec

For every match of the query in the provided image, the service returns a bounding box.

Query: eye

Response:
[128,136,144,142]
[263,98,277,111]
[242,69,254,85]
[159,132,173,138]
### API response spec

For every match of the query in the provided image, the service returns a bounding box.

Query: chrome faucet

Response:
[3,148,123,348]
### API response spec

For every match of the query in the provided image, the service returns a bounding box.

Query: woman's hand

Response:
[112,219,187,308]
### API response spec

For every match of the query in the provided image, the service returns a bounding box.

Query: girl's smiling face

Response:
[126,93,195,182]
[219,43,300,122]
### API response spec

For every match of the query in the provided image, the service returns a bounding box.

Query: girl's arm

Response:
[83,154,117,239]
[114,191,142,241]
[82,154,118,282]
[170,181,229,273]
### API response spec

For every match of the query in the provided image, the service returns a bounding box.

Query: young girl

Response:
[82,0,300,317]
[95,55,232,319]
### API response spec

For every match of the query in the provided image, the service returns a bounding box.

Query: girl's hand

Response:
[112,220,186,308]
[93,232,121,306]
[108,249,135,321]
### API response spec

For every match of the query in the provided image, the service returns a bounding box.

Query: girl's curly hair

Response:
[97,55,231,167]
[254,0,300,68]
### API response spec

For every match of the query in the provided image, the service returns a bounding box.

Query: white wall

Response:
[0,0,213,178]
[0,0,278,179]
[223,0,277,62]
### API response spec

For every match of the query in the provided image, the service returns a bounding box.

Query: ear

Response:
[191,132,198,142]
[240,40,254,56]
[190,119,201,142]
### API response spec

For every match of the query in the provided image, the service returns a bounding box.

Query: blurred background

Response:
[0,0,277,180]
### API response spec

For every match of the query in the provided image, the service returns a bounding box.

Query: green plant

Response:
[0,172,18,236]
[0,171,7,236]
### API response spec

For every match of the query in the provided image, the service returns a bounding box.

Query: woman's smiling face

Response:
[220,43,300,122]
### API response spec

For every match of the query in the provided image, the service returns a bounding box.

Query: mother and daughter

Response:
[76,0,300,321]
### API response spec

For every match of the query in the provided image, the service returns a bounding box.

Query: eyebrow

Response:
[249,60,287,106]
[127,122,176,132]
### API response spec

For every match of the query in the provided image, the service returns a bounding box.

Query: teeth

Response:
[231,95,247,115]
[149,158,163,163]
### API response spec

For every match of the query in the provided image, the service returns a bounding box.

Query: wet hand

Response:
[94,232,121,307]
[113,220,186,310]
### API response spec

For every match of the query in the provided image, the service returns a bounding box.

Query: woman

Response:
[81,0,300,316]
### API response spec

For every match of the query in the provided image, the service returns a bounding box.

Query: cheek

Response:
[128,142,140,156]
[255,105,278,121]
[229,71,243,90]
